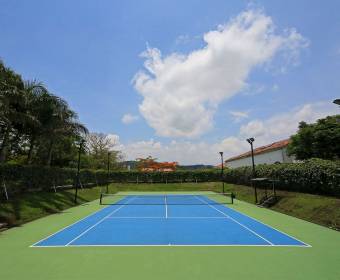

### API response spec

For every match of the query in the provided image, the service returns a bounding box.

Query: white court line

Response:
[224,201,311,247]
[104,216,228,219]
[194,195,274,246]
[65,196,137,246]
[32,244,310,248]
[31,201,113,247]
[165,195,168,219]
[31,194,310,248]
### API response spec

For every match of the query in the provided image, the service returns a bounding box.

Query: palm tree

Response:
[0,61,25,163]
[41,95,88,166]
[0,59,88,166]
[23,81,49,164]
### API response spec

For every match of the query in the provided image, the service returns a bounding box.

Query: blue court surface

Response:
[32,194,310,247]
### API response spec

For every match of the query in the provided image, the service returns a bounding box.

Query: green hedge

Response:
[107,170,220,183]
[224,158,340,196]
[0,164,106,193]
[1,158,339,197]
[0,164,220,195]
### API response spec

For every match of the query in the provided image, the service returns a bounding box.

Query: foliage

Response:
[287,115,340,160]
[1,159,339,198]
[223,158,340,196]
[0,163,220,195]
[0,59,88,167]
[82,133,122,170]
[177,164,215,170]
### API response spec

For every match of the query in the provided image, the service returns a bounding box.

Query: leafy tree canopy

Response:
[287,115,340,160]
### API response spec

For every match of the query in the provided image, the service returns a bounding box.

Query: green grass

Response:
[220,183,340,231]
[1,182,340,231]
[0,186,102,226]
[1,186,340,280]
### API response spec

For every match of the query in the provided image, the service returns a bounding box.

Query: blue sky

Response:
[1,0,339,164]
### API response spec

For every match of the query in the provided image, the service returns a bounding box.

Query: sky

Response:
[1,0,340,165]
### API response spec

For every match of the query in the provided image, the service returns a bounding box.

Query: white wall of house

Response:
[226,147,295,168]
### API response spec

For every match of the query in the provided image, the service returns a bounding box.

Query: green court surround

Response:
[1,198,340,280]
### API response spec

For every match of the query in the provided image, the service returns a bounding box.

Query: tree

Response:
[0,59,88,166]
[287,115,340,160]
[83,133,122,169]
[22,81,49,164]
[41,96,88,166]
[0,60,25,162]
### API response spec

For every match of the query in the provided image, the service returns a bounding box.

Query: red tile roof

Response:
[225,139,290,162]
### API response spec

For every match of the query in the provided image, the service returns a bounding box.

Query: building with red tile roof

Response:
[225,139,294,168]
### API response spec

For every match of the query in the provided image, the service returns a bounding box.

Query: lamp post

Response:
[106,151,111,193]
[246,138,257,203]
[333,99,340,105]
[219,152,224,193]
[74,139,84,204]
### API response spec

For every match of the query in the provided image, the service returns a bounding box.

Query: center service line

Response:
[165,195,168,219]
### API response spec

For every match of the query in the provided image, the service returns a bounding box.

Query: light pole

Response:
[246,138,257,203]
[74,139,84,204]
[106,151,111,193]
[219,152,224,193]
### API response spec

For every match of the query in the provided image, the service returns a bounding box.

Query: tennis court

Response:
[32,192,309,247]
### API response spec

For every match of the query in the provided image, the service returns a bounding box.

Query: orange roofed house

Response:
[141,162,178,172]
[225,139,295,168]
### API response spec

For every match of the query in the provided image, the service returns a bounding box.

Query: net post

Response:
[231,193,235,204]
[100,193,103,205]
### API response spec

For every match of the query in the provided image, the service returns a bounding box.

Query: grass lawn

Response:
[1,182,340,231]
[221,183,340,231]
[0,186,103,226]
[1,184,340,280]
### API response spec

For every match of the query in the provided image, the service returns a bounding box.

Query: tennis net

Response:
[100,193,235,205]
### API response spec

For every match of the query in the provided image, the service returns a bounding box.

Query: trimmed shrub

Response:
[0,164,220,196]
[223,158,340,196]
[0,158,339,197]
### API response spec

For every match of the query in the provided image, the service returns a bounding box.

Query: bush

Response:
[223,158,340,196]
[0,164,220,196]
[1,159,339,198]
[107,170,220,183]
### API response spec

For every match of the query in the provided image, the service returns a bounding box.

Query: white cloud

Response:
[241,83,279,96]
[119,137,249,165]
[229,111,249,122]
[239,102,339,146]
[133,9,308,138]
[106,134,121,151]
[240,120,265,137]
[121,114,139,124]
[107,133,120,145]
[117,102,337,165]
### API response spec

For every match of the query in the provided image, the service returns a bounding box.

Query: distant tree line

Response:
[0,59,122,169]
